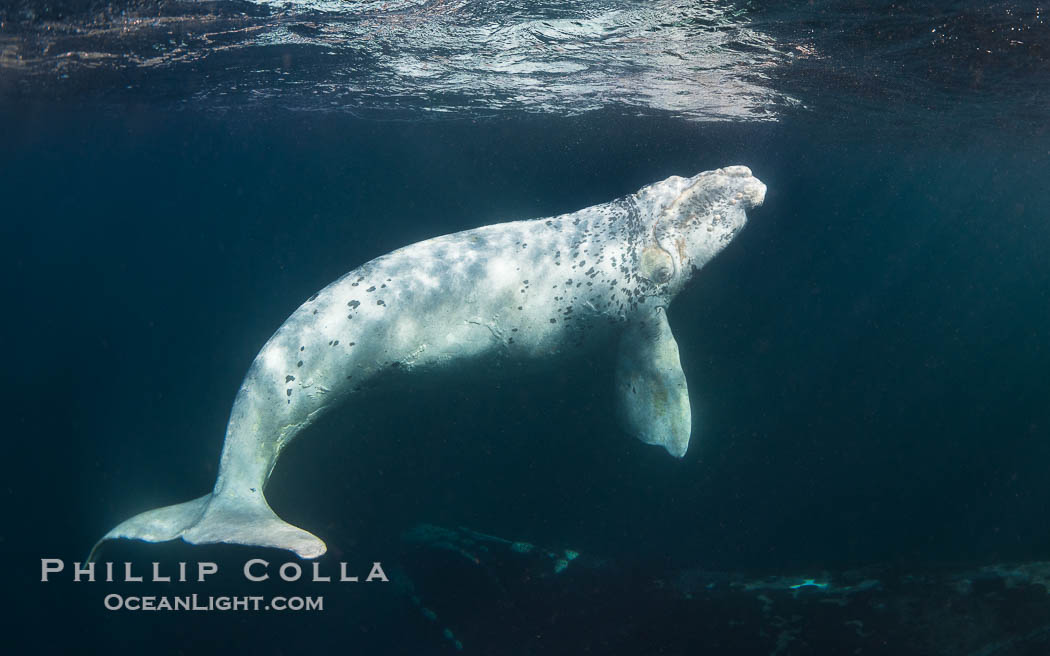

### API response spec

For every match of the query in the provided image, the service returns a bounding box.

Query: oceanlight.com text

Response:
[103,593,324,612]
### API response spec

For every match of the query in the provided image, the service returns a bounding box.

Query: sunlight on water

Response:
[0,0,795,120]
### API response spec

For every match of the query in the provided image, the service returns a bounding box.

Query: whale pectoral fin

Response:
[615,306,692,458]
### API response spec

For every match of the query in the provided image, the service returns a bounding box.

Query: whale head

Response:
[634,166,766,299]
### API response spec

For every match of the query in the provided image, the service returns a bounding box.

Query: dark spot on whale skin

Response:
[349,342,356,346]
[366,286,376,292]
[377,300,386,306]
[517,306,523,310]
[352,282,359,286]
[297,360,303,368]
[549,318,557,323]
[313,310,318,315]
[307,293,319,302]
[285,375,295,382]
[347,300,360,309]
[300,346,305,351]
[287,389,292,397]
[332,340,340,346]
[381,284,387,288]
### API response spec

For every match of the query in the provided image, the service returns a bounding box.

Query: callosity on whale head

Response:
[634,165,766,298]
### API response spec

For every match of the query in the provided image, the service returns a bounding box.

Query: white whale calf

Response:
[93,166,766,559]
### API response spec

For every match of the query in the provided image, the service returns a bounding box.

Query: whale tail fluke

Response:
[89,492,327,562]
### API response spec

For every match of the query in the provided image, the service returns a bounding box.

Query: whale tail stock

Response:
[88,492,327,562]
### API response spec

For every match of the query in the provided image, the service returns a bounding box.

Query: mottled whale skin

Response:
[92,166,766,560]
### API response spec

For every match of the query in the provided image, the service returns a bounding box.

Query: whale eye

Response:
[639,246,673,284]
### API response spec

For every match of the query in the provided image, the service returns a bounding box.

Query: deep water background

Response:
[5,97,1050,652]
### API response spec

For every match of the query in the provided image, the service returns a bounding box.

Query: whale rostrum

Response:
[92,166,766,560]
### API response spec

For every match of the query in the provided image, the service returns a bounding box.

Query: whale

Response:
[92,166,766,560]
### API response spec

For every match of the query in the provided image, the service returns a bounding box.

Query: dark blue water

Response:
[5,1,1050,653]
